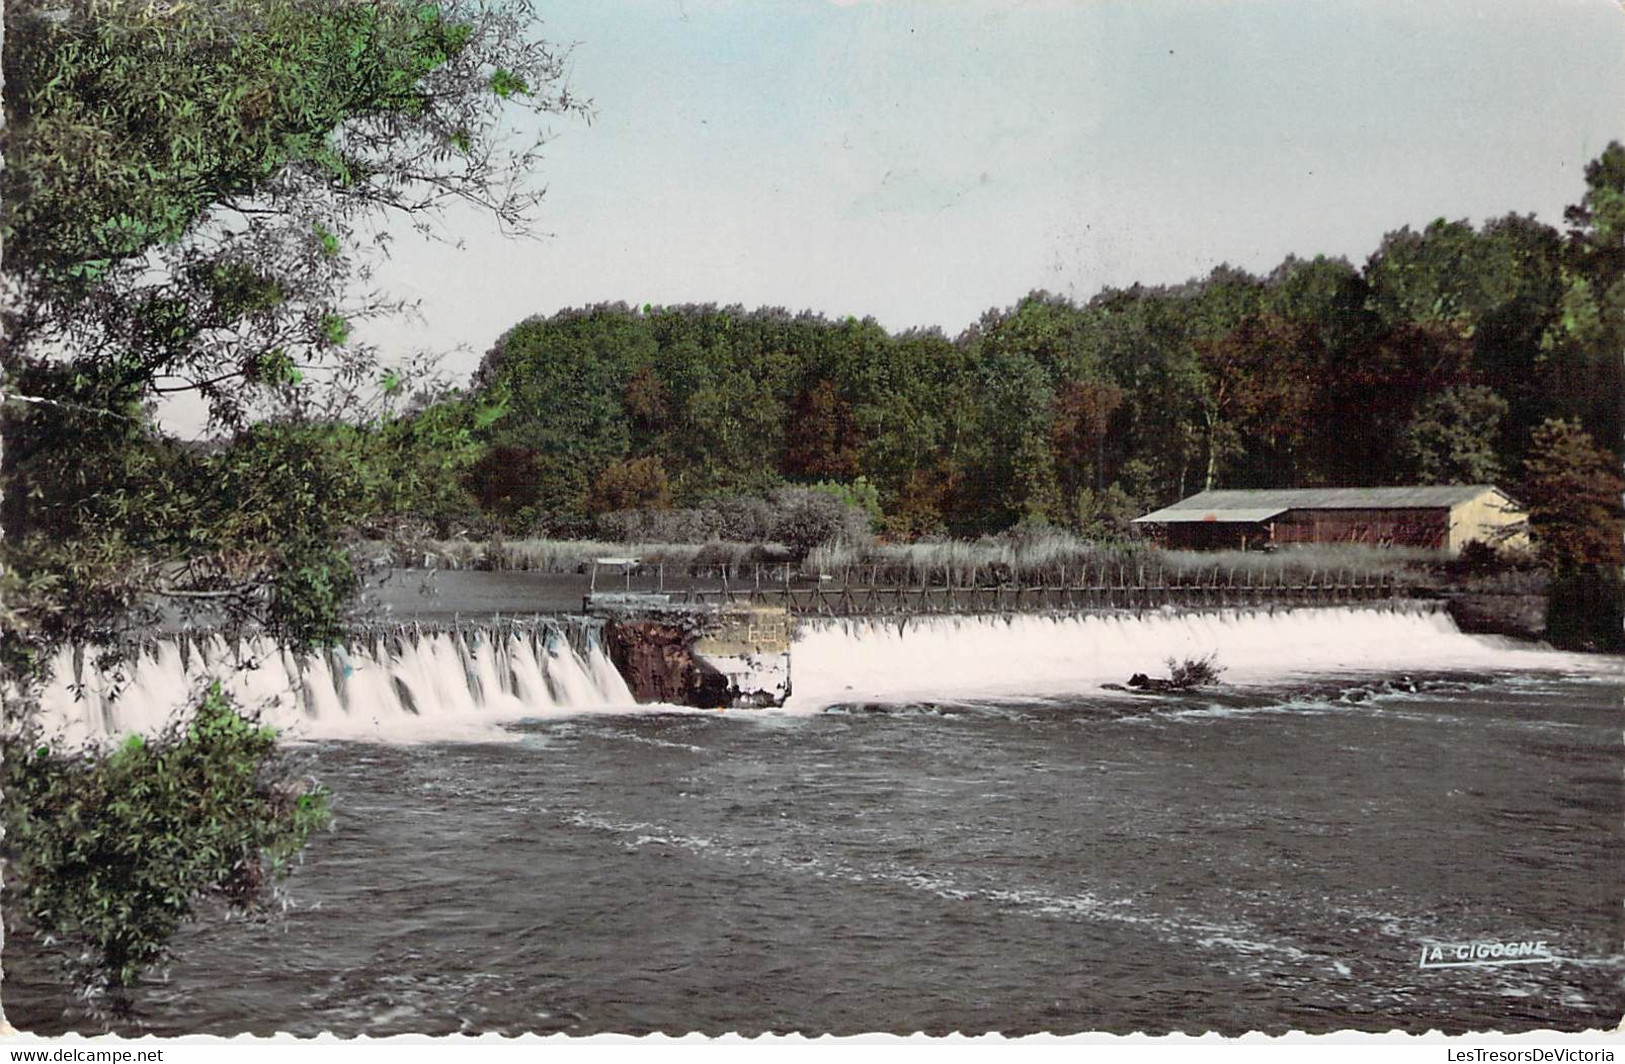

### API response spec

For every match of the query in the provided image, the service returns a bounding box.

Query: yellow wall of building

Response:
[1448,490,1529,553]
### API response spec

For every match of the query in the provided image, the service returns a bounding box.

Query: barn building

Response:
[1132,485,1528,554]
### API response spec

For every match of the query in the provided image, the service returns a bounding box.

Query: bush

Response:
[1456,539,1502,574]
[769,485,872,557]
[809,477,883,530]
[998,515,1063,549]
[569,488,877,554]
[3,683,331,995]
[592,509,639,543]
[1071,484,1144,544]
[595,507,722,544]
[1167,653,1226,688]
[1544,566,1625,653]
[710,495,778,543]
[586,457,673,514]
[526,510,599,540]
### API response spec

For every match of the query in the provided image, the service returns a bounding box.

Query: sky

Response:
[307,0,1625,412]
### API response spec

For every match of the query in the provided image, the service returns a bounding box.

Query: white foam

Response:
[22,605,1615,745]
[27,626,639,746]
[783,605,1617,710]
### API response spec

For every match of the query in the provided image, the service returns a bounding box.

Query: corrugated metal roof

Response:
[1133,484,1507,524]
[1133,506,1289,524]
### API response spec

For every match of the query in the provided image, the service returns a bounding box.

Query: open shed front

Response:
[1160,520,1274,551]
[1134,501,1287,551]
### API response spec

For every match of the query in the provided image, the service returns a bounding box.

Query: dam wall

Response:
[16,599,1570,746]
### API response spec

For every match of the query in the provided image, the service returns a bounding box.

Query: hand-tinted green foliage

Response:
[2,380,487,651]
[4,0,576,653]
[2,0,576,1009]
[809,477,883,531]
[6,0,457,278]
[3,684,332,990]
[1401,386,1508,486]
[473,305,652,510]
[587,456,675,514]
[1519,418,1625,574]
[340,145,1609,575]
[1549,143,1625,453]
[467,144,1623,544]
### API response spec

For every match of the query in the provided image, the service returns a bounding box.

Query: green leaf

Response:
[488,68,528,99]
[320,314,350,346]
[314,223,341,258]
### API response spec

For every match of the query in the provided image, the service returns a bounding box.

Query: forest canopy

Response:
[449,146,1624,544]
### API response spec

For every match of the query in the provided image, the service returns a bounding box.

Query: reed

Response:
[399,537,779,575]
[400,533,1452,587]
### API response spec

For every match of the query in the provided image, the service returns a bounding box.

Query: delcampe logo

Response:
[1419,940,1557,969]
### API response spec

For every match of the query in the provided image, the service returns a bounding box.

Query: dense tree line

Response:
[448,147,1623,547]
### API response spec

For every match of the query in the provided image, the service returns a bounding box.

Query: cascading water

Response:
[20,604,1608,744]
[27,620,636,745]
[783,602,1599,708]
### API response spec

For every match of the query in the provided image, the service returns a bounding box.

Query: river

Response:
[4,607,1620,1035]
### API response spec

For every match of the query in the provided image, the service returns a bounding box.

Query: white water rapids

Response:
[785,603,1592,707]
[21,605,1607,744]
[28,624,636,745]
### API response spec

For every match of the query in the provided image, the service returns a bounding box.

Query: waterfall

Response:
[783,603,1586,709]
[20,604,1603,744]
[27,620,636,746]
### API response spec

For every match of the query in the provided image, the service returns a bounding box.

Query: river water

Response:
[4,609,1621,1035]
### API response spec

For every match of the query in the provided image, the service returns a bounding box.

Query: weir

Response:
[634,563,1403,615]
[28,617,634,746]
[20,599,1533,744]
[785,600,1516,708]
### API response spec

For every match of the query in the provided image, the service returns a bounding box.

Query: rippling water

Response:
[7,669,1620,1035]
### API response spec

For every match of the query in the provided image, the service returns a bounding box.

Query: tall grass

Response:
[801,534,1442,585]
[385,529,1455,585]
[386,537,781,574]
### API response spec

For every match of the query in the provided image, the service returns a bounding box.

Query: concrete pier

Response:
[585,593,791,708]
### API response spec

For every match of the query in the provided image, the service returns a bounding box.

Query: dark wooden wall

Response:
[1271,507,1448,548]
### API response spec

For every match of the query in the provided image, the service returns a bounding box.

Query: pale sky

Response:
[174,0,1625,431]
